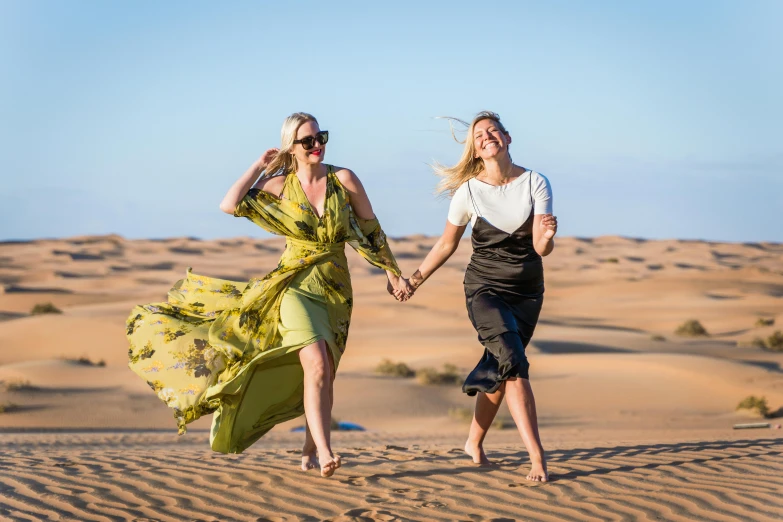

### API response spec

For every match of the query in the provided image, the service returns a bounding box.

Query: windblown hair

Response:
[432,111,510,196]
[262,112,318,177]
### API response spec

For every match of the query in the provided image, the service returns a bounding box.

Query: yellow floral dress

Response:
[126,165,400,453]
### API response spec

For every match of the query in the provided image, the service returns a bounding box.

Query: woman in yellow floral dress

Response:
[126,112,411,477]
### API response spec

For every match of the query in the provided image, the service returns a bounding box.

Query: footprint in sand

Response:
[384,445,408,451]
[336,508,399,521]
[342,475,367,487]
[364,493,392,504]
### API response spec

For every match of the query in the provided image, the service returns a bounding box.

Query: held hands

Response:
[540,214,558,240]
[387,273,414,302]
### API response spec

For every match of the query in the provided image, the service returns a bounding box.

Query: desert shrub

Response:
[650,335,666,342]
[448,407,512,429]
[736,396,770,418]
[0,403,18,414]
[764,331,783,351]
[30,302,62,315]
[416,364,462,386]
[448,407,473,422]
[602,258,619,264]
[491,417,514,430]
[65,357,106,367]
[675,320,708,337]
[3,380,36,392]
[755,317,775,327]
[743,337,768,349]
[375,359,415,378]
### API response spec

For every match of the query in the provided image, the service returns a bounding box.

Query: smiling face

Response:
[472,118,511,161]
[291,120,326,166]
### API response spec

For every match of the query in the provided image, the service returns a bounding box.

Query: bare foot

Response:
[320,454,342,478]
[464,441,491,466]
[301,451,318,472]
[526,458,548,482]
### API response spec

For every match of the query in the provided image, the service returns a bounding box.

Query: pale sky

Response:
[1,0,781,242]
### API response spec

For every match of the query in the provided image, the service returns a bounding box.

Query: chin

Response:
[305,155,325,164]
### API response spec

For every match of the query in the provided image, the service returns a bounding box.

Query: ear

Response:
[505,133,512,145]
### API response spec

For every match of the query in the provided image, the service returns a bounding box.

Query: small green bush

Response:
[448,407,512,429]
[3,380,36,392]
[650,335,666,342]
[448,407,473,422]
[416,364,462,386]
[66,357,106,367]
[675,320,708,337]
[764,331,783,351]
[737,396,770,418]
[375,359,415,378]
[755,317,775,327]
[602,258,619,264]
[0,403,18,414]
[30,302,62,315]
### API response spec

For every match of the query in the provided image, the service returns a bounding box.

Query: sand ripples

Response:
[1,436,780,521]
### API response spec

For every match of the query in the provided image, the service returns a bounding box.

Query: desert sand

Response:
[1,234,782,521]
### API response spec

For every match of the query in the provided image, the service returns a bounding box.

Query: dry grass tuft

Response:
[3,380,37,392]
[375,359,415,378]
[675,319,708,337]
[737,396,770,418]
[30,302,62,315]
[0,402,19,414]
[416,364,462,386]
[755,317,775,327]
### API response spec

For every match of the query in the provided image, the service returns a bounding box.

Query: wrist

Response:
[410,269,425,289]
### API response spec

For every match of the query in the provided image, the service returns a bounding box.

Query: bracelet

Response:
[410,270,424,289]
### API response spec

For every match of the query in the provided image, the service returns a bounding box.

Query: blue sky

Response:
[1,0,781,242]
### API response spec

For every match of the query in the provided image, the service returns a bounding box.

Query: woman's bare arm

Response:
[410,221,467,289]
[219,148,279,214]
[532,214,557,256]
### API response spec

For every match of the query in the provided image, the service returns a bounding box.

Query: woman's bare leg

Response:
[504,377,548,481]
[465,382,506,466]
[302,363,336,471]
[298,340,339,477]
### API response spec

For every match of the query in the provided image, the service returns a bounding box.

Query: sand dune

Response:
[1,234,782,520]
[0,433,780,521]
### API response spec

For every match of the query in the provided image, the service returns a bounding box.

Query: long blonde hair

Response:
[262,112,318,177]
[432,111,510,196]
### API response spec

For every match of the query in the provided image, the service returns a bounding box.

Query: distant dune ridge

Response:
[1,234,782,520]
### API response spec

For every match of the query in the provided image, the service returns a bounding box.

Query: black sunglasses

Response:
[293,130,329,150]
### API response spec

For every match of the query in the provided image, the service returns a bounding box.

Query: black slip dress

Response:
[462,171,545,396]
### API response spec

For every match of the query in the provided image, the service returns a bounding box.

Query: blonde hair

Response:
[262,112,318,177]
[432,111,510,196]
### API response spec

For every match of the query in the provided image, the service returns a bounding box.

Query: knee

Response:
[300,347,329,383]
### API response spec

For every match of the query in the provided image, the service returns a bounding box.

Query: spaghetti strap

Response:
[467,179,482,218]
[528,169,534,208]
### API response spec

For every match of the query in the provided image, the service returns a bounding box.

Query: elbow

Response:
[438,238,459,257]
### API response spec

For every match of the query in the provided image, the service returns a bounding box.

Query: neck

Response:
[297,162,327,183]
[481,155,514,184]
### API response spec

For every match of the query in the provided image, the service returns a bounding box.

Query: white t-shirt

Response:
[447,170,553,234]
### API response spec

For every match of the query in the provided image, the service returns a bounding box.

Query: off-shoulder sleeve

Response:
[347,215,401,277]
[232,189,293,237]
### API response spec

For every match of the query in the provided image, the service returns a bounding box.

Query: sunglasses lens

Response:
[316,131,329,146]
[300,137,315,150]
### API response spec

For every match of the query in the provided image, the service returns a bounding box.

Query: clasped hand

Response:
[386,273,414,302]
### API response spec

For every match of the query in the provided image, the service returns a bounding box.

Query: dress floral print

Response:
[126,166,400,453]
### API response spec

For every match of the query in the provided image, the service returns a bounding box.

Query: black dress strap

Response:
[467,179,482,218]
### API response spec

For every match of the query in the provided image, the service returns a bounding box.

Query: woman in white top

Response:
[408,111,557,481]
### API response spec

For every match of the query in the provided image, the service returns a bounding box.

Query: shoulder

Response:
[451,180,470,199]
[528,170,551,185]
[252,172,287,196]
[333,166,362,191]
